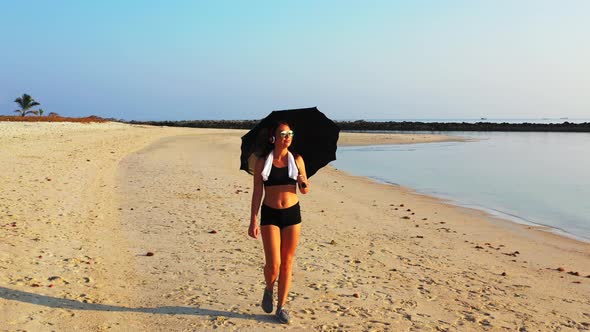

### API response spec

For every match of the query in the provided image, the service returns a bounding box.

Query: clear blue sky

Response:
[1,1,589,120]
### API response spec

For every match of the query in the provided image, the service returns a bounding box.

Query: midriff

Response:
[263,184,298,209]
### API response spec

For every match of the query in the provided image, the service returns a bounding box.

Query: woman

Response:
[248,121,310,324]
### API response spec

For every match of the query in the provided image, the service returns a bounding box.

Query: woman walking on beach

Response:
[248,121,310,324]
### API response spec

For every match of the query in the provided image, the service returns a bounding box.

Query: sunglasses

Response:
[279,130,294,138]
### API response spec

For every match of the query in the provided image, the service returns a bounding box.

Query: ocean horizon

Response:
[335,118,590,124]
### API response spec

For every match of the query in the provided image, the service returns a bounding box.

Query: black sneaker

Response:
[276,307,290,324]
[261,289,273,313]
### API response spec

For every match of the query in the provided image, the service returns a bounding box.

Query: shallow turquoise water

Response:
[334,132,590,241]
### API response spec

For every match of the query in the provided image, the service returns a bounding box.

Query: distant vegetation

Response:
[128,119,590,132]
[14,93,40,116]
[0,93,108,123]
[0,115,108,123]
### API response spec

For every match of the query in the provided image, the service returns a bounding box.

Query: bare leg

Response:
[261,225,281,291]
[277,223,301,309]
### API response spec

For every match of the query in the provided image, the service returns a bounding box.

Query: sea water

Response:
[333,131,590,242]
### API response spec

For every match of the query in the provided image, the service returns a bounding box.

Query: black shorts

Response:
[260,202,302,229]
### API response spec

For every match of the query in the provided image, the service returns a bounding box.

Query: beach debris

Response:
[422,218,428,220]
[340,201,344,203]
[474,245,484,249]
[586,275,590,278]
[208,230,218,234]
[415,235,424,239]
[353,293,360,298]
[46,177,52,181]
[48,284,54,288]
[406,209,411,212]
[321,210,325,213]
[146,252,155,256]
[86,159,90,162]
[501,272,507,276]
[48,276,62,281]
[556,267,565,272]
[394,208,398,210]
[38,255,43,259]
[31,283,40,287]
[504,251,520,257]
[401,216,410,220]
[567,271,580,276]
[400,204,405,207]
[330,240,336,245]
[573,281,581,284]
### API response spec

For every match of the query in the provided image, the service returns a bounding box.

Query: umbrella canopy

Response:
[240,107,340,178]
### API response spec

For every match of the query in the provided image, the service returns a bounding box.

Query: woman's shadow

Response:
[0,286,275,322]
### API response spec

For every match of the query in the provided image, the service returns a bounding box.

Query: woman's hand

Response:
[298,174,310,194]
[248,221,259,239]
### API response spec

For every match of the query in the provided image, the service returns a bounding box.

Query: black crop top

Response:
[264,165,298,187]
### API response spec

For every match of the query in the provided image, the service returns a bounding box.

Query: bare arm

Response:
[296,155,310,195]
[248,158,265,239]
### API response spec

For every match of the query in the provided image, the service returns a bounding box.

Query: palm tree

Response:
[14,93,40,117]
[38,108,45,116]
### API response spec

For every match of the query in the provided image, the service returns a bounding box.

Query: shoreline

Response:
[2,122,588,330]
[337,132,590,245]
[354,173,590,245]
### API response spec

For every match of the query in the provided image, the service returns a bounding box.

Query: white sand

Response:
[1,122,588,331]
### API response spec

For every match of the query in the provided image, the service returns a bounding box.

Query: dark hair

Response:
[257,121,294,157]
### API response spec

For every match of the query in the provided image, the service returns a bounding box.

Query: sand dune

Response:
[1,123,588,331]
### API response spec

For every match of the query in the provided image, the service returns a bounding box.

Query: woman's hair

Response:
[256,120,294,157]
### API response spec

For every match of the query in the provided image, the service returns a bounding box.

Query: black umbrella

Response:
[240,107,340,178]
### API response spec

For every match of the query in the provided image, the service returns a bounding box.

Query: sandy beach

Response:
[1,122,589,331]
